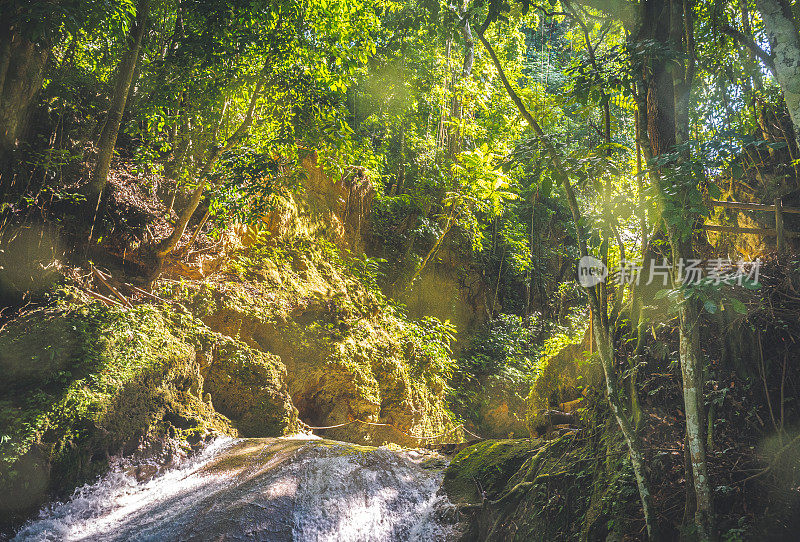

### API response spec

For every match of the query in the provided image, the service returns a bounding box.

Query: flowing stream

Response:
[12,436,457,541]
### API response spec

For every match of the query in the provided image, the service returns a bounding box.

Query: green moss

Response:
[443,439,540,504]
[0,304,190,521]
[0,235,459,527]
[0,299,299,527]
[445,400,642,541]
[2,304,185,467]
[205,339,298,437]
[162,240,458,447]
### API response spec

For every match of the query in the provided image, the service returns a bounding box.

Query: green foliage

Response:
[444,144,518,251]
[406,316,458,383]
[10,0,136,45]
[653,273,760,317]
[209,149,302,226]
[344,252,388,291]
[450,314,548,434]
[459,314,542,384]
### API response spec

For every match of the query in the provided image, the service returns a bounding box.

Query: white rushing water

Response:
[13,436,457,542]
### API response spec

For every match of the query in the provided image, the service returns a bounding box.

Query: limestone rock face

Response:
[168,241,458,448]
[525,328,600,438]
[472,383,530,439]
[261,152,374,253]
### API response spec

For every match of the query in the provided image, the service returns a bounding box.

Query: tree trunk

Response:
[641,0,712,537]
[163,114,191,181]
[405,214,454,290]
[756,0,800,148]
[676,284,713,539]
[152,67,267,275]
[594,320,659,540]
[87,0,149,200]
[0,24,50,191]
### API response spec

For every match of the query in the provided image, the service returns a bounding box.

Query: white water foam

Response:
[13,437,456,542]
[13,438,235,542]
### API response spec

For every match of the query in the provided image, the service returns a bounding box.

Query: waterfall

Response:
[13,436,457,541]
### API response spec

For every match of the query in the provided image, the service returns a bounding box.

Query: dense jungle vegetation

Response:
[1,0,800,540]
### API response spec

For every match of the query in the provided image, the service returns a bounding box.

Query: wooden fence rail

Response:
[703,199,800,253]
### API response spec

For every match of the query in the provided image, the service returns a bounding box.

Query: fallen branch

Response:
[85,289,124,307]
[92,266,133,308]
[92,267,190,312]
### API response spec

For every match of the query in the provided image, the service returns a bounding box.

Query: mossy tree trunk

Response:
[593,319,658,539]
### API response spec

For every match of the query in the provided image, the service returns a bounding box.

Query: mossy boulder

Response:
[444,402,644,541]
[526,328,601,438]
[205,340,297,437]
[443,439,541,505]
[0,300,298,530]
[162,240,459,447]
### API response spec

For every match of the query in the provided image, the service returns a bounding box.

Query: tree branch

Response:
[721,24,777,77]
[155,60,268,261]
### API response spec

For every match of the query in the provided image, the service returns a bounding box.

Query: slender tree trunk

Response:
[437,36,452,149]
[594,320,658,539]
[526,190,537,318]
[87,0,149,200]
[153,68,267,273]
[676,277,712,539]
[163,114,191,181]
[641,0,713,537]
[406,212,454,289]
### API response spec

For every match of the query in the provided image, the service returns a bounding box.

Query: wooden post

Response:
[776,198,786,254]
